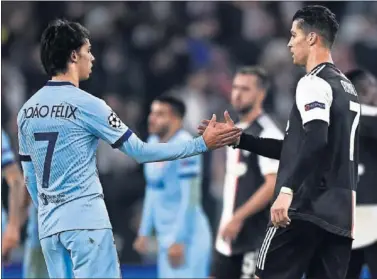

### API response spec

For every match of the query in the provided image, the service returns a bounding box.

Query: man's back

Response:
[17,81,130,239]
[276,63,360,238]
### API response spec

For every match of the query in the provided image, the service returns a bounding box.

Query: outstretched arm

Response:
[235,134,283,160]
[198,111,283,159]
[78,97,243,163]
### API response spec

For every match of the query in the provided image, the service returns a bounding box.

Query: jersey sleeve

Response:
[78,97,132,147]
[257,123,283,175]
[296,76,333,125]
[2,130,16,168]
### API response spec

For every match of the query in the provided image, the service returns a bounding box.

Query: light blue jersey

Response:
[17,81,208,240]
[140,130,212,277]
[2,129,16,232]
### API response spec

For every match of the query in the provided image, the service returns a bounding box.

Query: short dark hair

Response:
[345,69,376,95]
[155,96,186,118]
[40,19,90,77]
[236,66,271,91]
[293,5,339,48]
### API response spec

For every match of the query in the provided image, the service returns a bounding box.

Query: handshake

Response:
[198,111,242,150]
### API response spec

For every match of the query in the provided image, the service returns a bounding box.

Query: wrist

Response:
[233,211,246,223]
[230,134,241,148]
[280,186,293,195]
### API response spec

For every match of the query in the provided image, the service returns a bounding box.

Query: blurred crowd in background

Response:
[2,1,377,264]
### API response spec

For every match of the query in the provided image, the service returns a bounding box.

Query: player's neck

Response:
[305,48,333,73]
[240,106,263,125]
[51,72,79,87]
[159,125,182,143]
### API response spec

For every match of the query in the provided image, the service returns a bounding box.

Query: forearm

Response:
[236,134,283,160]
[281,120,328,193]
[233,175,276,221]
[5,164,28,228]
[120,134,208,164]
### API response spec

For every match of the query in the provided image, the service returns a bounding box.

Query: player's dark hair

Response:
[345,69,376,95]
[236,66,271,92]
[155,96,186,119]
[40,19,90,77]
[293,5,339,48]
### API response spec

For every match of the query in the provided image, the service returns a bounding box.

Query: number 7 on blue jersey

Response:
[34,132,59,188]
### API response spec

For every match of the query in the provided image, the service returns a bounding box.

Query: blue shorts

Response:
[40,229,121,278]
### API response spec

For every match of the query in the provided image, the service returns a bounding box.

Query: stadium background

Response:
[1,1,376,278]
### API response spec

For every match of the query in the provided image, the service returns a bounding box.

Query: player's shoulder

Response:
[298,69,332,93]
[173,129,194,142]
[147,135,159,143]
[68,87,106,109]
[17,88,44,124]
[256,114,284,139]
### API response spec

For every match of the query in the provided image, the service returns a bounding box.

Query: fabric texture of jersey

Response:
[216,114,283,256]
[140,129,211,249]
[274,63,361,238]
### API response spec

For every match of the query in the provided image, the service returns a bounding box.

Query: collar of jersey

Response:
[46,81,76,87]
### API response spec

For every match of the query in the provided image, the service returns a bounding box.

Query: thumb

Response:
[209,114,216,127]
[224,110,234,125]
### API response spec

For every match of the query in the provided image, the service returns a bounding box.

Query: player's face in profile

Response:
[288,20,309,66]
[77,39,95,81]
[231,74,262,116]
[148,101,173,137]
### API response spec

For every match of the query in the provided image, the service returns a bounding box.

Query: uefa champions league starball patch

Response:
[108,112,122,128]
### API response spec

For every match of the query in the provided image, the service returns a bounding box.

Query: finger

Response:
[271,210,278,228]
[201,119,210,125]
[209,114,217,127]
[224,110,234,125]
[276,210,286,227]
[197,126,206,135]
[282,210,291,226]
[218,127,243,136]
[197,125,207,131]
[218,132,243,146]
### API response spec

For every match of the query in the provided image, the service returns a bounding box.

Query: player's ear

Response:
[307,32,317,46]
[70,50,78,63]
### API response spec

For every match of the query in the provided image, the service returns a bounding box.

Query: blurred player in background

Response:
[2,130,49,278]
[211,67,282,279]
[345,69,377,279]
[199,5,361,279]
[133,96,212,278]
[17,19,241,278]
[1,129,28,262]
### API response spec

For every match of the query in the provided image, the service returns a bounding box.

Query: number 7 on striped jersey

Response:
[349,101,360,161]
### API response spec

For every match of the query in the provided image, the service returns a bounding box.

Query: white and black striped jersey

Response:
[216,114,283,256]
[275,62,361,239]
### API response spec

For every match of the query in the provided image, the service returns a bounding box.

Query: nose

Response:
[287,38,292,48]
